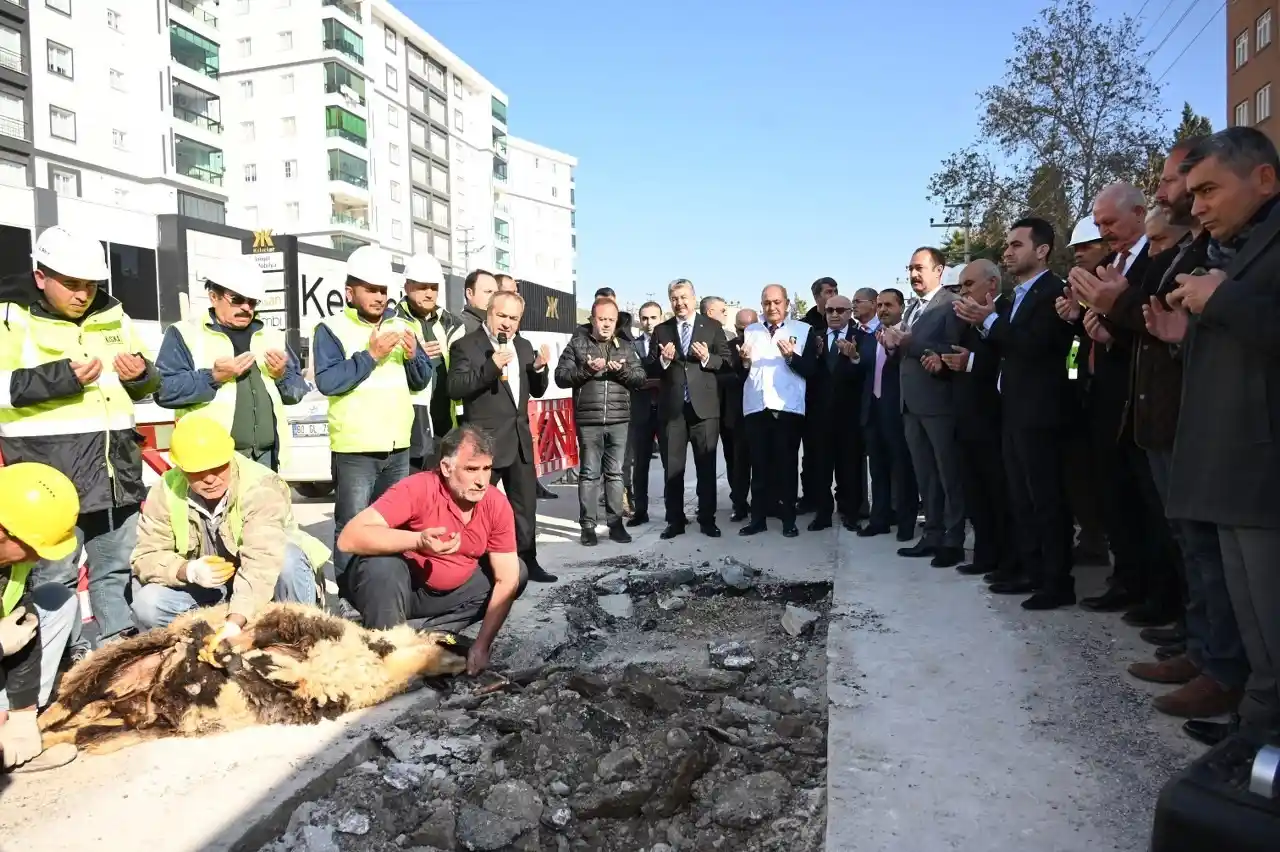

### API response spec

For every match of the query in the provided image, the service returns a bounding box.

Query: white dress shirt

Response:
[741,319,811,416]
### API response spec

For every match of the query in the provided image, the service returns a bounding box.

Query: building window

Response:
[392,218,403,239]
[110,69,125,91]
[388,105,400,128]
[431,163,448,191]
[112,129,126,150]
[244,163,257,182]
[411,191,428,219]
[108,243,160,321]
[0,156,25,187]
[284,159,296,178]
[429,129,447,158]
[49,105,76,141]
[1236,100,1250,126]
[46,0,71,15]
[107,9,122,31]
[47,41,73,79]
[431,199,448,227]
[241,121,255,141]
[285,201,299,222]
[278,31,293,51]
[390,180,402,202]
[428,95,446,125]
[407,47,424,78]
[411,156,428,185]
[1237,31,1250,69]
[453,75,463,98]
[428,59,446,90]
[454,109,464,131]
[281,115,296,136]
[1259,84,1272,122]
[551,186,558,198]
[237,37,252,58]
[1261,11,1274,50]
[410,119,427,149]
[50,167,78,197]
[389,143,402,165]
[385,26,397,53]
[240,80,254,99]
[386,64,398,91]
[113,188,129,206]
[280,73,294,94]
[178,191,226,224]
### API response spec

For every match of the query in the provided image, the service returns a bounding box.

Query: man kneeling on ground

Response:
[131,415,328,648]
[340,425,526,675]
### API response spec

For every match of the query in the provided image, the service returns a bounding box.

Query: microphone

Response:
[496,333,509,381]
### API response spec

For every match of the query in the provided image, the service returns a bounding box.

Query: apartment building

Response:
[503,136,577,293]
[1228,1,1279,145]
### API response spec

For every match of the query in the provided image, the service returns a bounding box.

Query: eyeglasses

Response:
[225,293,259,309]
[825,307,850,314]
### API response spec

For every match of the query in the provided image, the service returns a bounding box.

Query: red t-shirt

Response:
[370,470,517,591]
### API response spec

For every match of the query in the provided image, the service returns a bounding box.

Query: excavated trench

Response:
[261,555,832,852]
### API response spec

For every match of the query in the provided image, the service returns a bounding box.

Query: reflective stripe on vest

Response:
[319,308,415,454]
[172,320,292,469]
[162,456,331,575]
[1,562,31,617]
[1067,339,1080,381]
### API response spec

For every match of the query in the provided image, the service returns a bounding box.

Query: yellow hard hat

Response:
[0,463,80,560]
[169,415,236,473]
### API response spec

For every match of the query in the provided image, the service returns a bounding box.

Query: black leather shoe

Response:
[984,569,1018,585]
[608,524,632,544]
[990,578,1040,595]
[527,563,559,583]
[930,546,964,568]
[896,528,916,542]
[1155,642,1186,661]
[739,521,767,536]
[782,524,800,538]
[956,563,992,576]
[699,522,722,538]
[1140,624,1187,646]
[807,517,832,532]
[857,524,889,537]
[1079,586,1142,612]
[729,508,749,522]
[660,524,685,540]
[897,540,935,558]
[1123,602,1179,627]
[1182,717,1238,747]
[580,529,598,546]
[626,514,650,527]
[841,517,860,532]
[1021,590,1076,611]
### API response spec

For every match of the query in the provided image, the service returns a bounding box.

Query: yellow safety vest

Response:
[318,308,415,454]
[172,319,292,468]
[1067,339,1081,381]
[1,562,32,617]
[162,455,330,575]
[400,308,465,425]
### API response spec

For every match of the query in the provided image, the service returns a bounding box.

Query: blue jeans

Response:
[0,583,78,710]
[130,543,318,630]
[331,450,411,589]
[1147,449,1248,690]
[578,422,629,529]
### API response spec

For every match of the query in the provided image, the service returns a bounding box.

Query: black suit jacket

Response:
[646,314,729,421]
[808,324,864,421]
[858,328,902,427]
[1091,244,1152,444]
[718,335,747,428]
[983,271,1076,430]
[446,327,549,468]
[950,324,1001,442]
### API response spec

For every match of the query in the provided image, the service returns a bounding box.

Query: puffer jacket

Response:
[554,327,647,426]
[0,272,159,513]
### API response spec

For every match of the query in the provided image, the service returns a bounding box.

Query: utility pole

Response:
[929,203,973,264]
[455,226,487,268]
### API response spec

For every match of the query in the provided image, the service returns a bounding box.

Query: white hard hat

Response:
[201,255,267,302]
[941,266,961,288]
[403,253,444,285]
[345,245,403,291]
[1068,216,1103,247]
[32,226,110,281]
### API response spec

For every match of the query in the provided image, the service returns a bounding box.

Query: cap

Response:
[403,253,444,286]
[32,226,111,281]
[346,245,404,292]
[201,255,267,302]
[1068,216,1103,247]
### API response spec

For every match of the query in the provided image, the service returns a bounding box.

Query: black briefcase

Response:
[1150,730,1280,851]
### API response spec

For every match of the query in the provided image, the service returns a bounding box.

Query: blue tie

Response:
[679,321,693,402]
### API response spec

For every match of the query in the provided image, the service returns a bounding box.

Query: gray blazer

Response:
[897,288,965,416]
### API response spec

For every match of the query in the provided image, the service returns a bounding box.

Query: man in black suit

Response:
[797,276,839,514]
[624,301,664,526]
[646,279,729,540]
[954,217,1076,610]
[715,305,756,523]
[805,294,865,531]
[858,289,918,540]
[447,291,557,583]
[939,260,1016,580]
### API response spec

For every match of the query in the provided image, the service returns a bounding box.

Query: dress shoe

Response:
[897,540,935,558]
[1078,587,1142,613]
[782,524,800,538]
[1122,602,1179,627]
[608,523,632,544]
[699,522,722,538]
[1182,716,1238,747]
[729,508,749,523]
[841,517,860,532]
[896,528,916,542]
[1021,590,1076,610]
[956,563,992,576]
[659,524,685,540]
[807,517,832,532]
[984,569,1019,585]
[580,529,599,546]
[1140,624,1186,646]
[990,578,1040,595]
[929,546,964,568]
[857,524,889,538]
[527,562,559,583]
[626,513,650,527]
[1155,642,1186,661]
[739,521,767,536]
[1127,654,1198,685]
[1152,675,1242,719]
[536,481,558,499]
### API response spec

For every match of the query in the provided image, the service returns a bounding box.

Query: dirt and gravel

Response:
[260,556,832,852]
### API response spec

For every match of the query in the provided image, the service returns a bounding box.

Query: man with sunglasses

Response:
[156,254,309,472]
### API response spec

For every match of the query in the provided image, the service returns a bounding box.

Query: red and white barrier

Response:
[529,398,580,477]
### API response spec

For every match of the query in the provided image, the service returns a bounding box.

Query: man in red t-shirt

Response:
[338,425,527,674]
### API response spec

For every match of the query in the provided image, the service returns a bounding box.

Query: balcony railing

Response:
[174,105,223,134]
[170,0,218,27]
[0,115,25,140]
[493,140,508,158]
[322,39,363,64]
[0,47,23,74]
[179,163,224,186]
[495,231,509,245]
[325,126,366,147]
[331,212,369,229]
[322,0,361,22]
[172,52,219,79]
[329,169,368,188]
[495,258,510,273]
[324,80,365,105]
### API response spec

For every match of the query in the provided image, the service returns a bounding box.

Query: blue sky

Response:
[404,0,1226,309]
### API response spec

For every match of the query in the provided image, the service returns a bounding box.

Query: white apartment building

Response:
[503,136,577,293]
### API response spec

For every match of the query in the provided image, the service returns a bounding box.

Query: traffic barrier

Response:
[529,398,580,477]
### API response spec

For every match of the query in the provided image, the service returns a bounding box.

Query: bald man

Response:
[804,294,866,530]
[720,308,758,520]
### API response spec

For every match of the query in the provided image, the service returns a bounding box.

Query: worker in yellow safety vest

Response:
[0,225,161,651]
[397,254,466,472]
[155,254,310,472]
[311,246,431,599]
[0,463,82,773]
[130,415,329,647]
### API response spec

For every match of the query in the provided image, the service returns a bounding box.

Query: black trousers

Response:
[805,415,864,521]
[864,399,917,531]
[957,434,1016,572]
[625,401,661,513]
[660,403,719,525]
[1101,437,1182,608]
[492,456,538,560]
[722,422,751,513]
[1003,425,1072,593]
[349,553,528,631]
[745,410,804,525]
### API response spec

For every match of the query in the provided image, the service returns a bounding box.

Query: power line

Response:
[1145,0,1206,58]
[1156,0,1228,82]
[1134,0,1155,19]
[1140,0,1180,44]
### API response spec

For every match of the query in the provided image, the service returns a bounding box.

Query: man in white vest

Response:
[737,284,821,538]
[155,255,309,471]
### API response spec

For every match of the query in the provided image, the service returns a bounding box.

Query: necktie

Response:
[1115,250,1130,272]
[679,322,692,402]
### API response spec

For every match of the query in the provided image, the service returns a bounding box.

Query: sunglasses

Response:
[825,306,850,314]
[224,293,259,309]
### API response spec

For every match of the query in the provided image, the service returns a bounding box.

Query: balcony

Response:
[174,105,222,134]
[322,18,364,65]
[170,23,220,79]
[325,105,366,148]
[331,208,369,230]
[0,115,25,140]
[492,132,508,159]
[491,96,507,126]
[495,249,510,273]
[322,0,361,22]
[329,168,367,188]
[492,160,507,183]
[494,218,509,245]
[323,78,365,107]
[169,0,218,28]
[323,38,363,65]
[175,135,224,186]
[0,47,23,74]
